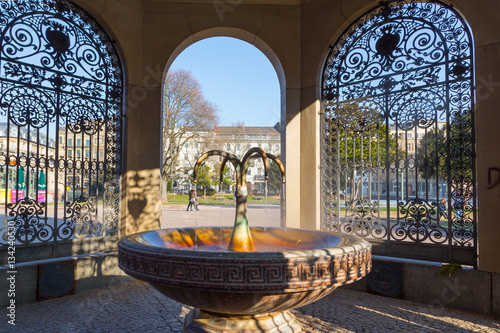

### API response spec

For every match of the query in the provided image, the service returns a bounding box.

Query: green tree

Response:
[336,123,400,168]
[90,180,104,196]
[416,110,474,183]
[329,103,401,168]
[416,126,447,180]
[327,102,403,201]
[450,110,474,183]
[220,165,234,192]
[267,156,283,195]
[196,164,213,195]
[209,163,234,193]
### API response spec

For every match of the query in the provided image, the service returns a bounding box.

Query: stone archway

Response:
[161,28,288,226]
[164,27,286,94]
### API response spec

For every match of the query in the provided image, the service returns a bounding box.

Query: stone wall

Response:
[0,251,132,307]
[345,256,500,318]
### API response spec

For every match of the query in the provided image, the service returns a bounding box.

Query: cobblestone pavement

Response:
[3,280,499,333]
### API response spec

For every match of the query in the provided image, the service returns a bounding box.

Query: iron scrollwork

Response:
[341,199,386,239]
[0,0,123,249]
[321,1,476,264]
[393,198,447,244]
[6,196,50,244]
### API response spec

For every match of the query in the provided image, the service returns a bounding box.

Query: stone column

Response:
[284,88,302,229]
[454,0,500,273]
[120,85,162,237]
[475,44,500,273]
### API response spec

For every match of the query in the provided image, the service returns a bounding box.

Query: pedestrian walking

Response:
[186,187,199,211]
[438,198,448,219]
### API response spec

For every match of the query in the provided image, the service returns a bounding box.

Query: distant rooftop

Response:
[0,122,56,148]
[215,122,281,135]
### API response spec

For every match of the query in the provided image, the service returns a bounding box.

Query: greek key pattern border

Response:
[118,247,371,291]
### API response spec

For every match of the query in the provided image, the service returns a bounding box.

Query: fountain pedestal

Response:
[184,309,302,333]
[118,227,371,333]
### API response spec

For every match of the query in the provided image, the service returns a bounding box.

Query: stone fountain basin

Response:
[118,227,371,316]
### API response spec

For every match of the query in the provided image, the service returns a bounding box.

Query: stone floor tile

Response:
[1,281,499,332]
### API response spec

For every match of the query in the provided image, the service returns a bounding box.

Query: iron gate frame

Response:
[0,0,124,264]
[320,0,477,266]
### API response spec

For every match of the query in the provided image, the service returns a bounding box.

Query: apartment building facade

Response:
[173,124,281,194]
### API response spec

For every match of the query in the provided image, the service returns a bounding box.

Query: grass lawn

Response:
[164,193,281,206]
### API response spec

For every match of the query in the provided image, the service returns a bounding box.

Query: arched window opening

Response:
[321,1,476,265]
[0,0,123,255]
[161,37,282,228]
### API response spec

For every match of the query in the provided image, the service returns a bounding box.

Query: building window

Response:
[68,138,73,147]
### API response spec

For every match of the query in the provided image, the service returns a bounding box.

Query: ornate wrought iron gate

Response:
[321,1,476,265]
[0,0,123,263]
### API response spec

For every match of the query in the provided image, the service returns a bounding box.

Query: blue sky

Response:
[169,37,280,127]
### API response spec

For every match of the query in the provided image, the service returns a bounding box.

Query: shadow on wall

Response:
[122,169,162,235]
[27,169,163,305]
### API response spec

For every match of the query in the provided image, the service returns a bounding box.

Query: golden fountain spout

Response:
[193,148,285,251]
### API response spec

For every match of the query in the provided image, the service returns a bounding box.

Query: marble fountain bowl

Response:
[118,227,371,333]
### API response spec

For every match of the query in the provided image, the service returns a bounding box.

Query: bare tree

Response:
[162,69,219,198]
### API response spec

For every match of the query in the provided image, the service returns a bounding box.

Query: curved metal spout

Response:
[241,147,268,184]
[190,148,284,252]
[193,150,239,183]
[219,156,236,184]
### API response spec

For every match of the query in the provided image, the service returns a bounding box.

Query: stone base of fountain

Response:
[184,308,302,333]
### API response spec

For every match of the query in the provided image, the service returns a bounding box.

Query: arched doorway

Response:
[0,0,124,259]
[321,1,476,265]
[161,32,285,227]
